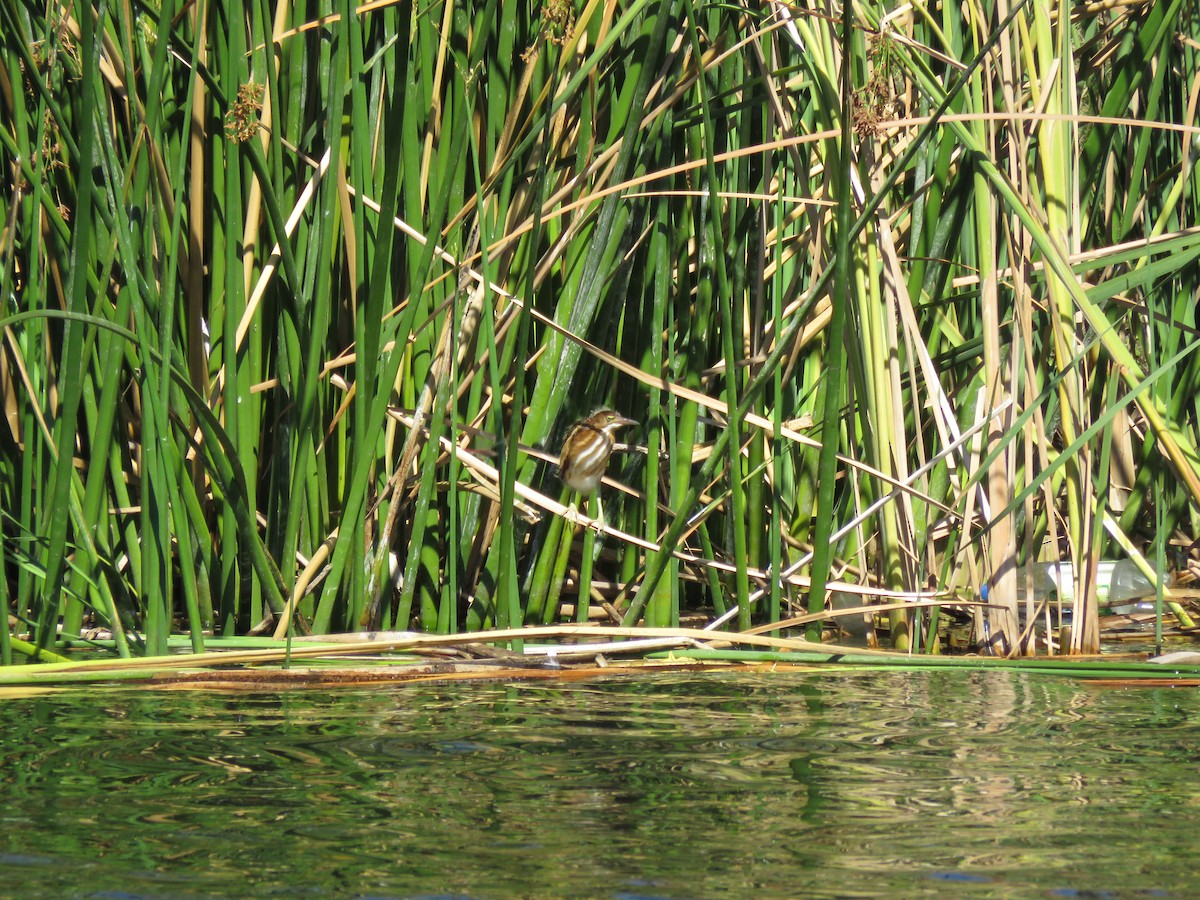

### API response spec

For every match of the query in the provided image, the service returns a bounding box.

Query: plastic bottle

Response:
[983,560,1161,609]
[1104,560,1160,604]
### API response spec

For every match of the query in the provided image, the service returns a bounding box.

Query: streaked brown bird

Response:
[557,409,636,524]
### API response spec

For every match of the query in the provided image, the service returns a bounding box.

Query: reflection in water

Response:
[1,670,1197,898]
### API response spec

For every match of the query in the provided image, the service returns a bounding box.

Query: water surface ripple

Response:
[1,669,1196,898]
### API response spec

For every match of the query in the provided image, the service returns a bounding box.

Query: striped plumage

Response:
[557,409,637,495]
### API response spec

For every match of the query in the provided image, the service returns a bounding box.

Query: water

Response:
[1,669,1197,898]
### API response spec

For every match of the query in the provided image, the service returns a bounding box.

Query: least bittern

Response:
[557,409,636,526]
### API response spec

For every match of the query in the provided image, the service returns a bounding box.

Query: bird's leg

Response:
[564,493,582,529]
[563,493,604,532]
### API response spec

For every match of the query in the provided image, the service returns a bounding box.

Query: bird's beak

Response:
[614,414,638,429]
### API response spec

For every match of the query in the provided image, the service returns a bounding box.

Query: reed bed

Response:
[3,626,1199,691]
[1,0,1198,664]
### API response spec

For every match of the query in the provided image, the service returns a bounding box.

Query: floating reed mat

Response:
[3,627,1200,690]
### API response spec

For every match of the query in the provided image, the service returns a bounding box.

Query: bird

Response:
[557,409,636,526]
